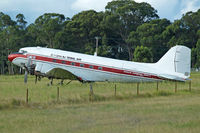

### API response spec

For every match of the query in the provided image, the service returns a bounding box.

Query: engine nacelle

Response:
[29,64,36,75]
[35,62,54,77]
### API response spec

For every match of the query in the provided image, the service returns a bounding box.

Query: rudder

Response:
[155,45,191,77]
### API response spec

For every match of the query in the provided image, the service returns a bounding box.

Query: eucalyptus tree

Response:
[133,19,171,61]
[0,12,17,74]
[103,0,159,60]
[63,10,105,55]
[133,45,153,63]
[34,13,66,48]
[162,9,200,67]
[16,13,27,30]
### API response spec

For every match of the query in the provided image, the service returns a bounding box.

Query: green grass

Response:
[0,73,200,133]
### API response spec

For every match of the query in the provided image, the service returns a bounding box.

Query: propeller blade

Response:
[24,70,28,83]
[27,56,32,69]
[24,56,32,84]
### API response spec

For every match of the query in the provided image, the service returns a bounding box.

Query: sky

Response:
[0,0,200,24]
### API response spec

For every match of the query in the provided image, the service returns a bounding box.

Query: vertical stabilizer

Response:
[155,45,191,78]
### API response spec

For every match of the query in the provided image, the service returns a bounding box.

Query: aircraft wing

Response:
[46,68,78,80]
[35,62,78,80]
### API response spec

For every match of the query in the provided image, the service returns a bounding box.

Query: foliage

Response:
[33,13,66,48]
[195,40,200,67]
[104,0,158,60]
[133,45,153,63]
[63,10,104,54]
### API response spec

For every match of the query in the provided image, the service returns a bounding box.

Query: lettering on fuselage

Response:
[50,54,82,61]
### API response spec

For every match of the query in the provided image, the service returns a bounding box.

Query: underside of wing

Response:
[34,62,84,81]
[46,68,78,80]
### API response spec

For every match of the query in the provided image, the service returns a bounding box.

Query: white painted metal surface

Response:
[8,45,191,82]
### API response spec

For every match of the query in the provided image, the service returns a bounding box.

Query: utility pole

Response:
[94,36,101,56]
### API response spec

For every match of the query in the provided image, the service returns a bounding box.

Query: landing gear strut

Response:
[60,79,64,85]
[50,78,54,85]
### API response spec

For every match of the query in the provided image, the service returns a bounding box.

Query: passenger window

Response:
[53,59,56,63]
[20,50,27,54]
[62,61,66,64]
[80,64,84,67]
[89,65,93,69]
[98,66,102,70]
[71,62,75,66]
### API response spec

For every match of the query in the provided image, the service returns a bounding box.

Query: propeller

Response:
[24,56,32,84]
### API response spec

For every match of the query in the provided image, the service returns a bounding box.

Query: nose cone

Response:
[8,54,18,62]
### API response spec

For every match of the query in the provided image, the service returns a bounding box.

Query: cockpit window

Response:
[19,50,27,54]
[11,52,23,55]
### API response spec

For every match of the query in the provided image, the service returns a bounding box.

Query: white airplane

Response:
[8,45,191,84]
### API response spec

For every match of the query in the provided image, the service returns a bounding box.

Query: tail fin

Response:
[155,45,191,78]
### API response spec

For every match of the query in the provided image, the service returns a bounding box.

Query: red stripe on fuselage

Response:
[16,54,163,80]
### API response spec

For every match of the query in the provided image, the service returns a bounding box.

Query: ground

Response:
[0,73,200,133]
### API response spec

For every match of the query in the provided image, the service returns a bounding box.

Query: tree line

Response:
[0,0,200,74]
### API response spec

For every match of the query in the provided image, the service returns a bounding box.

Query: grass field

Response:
[0,73,200,133]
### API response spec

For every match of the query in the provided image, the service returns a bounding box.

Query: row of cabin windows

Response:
[52,59,102,70]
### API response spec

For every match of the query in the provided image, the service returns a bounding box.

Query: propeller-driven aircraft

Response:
[8,45,191,85]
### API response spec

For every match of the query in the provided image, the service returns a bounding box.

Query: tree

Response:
[181,10,200,48]
[162,20,191,48]
[16,14,27,30]
[0,12,18,74]
[191,48,197,68]
[163,9,200,49]
[195,39,200,68]
[162,9,200,67]
[34,13,66,48]
[63,10,105,54]
[135,19,170,61]
[104,0,159,60]
[133,45,153,63]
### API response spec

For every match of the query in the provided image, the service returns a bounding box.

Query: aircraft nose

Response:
[8,54,18,62]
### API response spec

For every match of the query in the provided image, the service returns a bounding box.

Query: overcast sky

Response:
[0,0,200,24]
